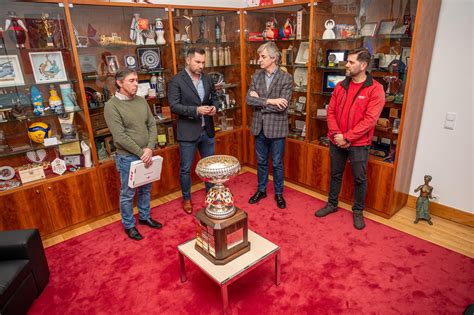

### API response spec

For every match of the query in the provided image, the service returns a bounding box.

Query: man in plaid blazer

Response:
[246,42,293,209]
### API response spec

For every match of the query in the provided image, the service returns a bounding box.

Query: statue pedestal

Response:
[195,207,250,265]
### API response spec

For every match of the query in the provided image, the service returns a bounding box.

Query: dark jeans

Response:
[179,130,214,200]
[255,130,285,195]
[328,143,369,212]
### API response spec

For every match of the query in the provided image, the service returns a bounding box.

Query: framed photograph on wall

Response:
[322,71,346,93]
[0,55,25,87]
[29,51,67,83]
[360,22,378,37]
[124,55,137,69]
[377,19,396,35]
[326,49,348,67]
[78,54,97,73]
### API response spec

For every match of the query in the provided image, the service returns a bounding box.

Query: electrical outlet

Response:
[444,112,456,130]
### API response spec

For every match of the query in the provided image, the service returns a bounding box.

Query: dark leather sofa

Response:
[0,229,50,315]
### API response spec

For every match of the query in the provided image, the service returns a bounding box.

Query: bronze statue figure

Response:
[414,175,434,225]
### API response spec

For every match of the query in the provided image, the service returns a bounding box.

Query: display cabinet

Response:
[243,2,311,143]
[69,3,176,163]
[0,0,94,194]
[308,0,415,164]
[171,7,243,134]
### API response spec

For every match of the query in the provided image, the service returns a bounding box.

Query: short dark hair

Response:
[186,47,206,58]
[348,47,371,65]
[115,69,137,89]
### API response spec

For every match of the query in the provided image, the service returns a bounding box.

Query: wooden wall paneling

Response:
[305,143,331,192]
[284,139,307,183]
[98,162,121,212]
[0,187,54,235]
[215,129,243,162]
[151,146,181,198]
[240,10,248,165]
[245,129,257,167]
[45,170,105,230]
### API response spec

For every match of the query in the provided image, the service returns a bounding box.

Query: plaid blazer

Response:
[246,69,293,139]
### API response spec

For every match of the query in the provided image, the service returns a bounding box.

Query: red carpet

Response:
[30,172,473,314]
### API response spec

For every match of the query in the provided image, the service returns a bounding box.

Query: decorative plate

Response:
[137,48,162,71]
[0,166,16,180]
[0,180,21,191]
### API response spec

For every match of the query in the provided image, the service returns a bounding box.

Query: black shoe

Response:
[125,227,143,241]
[275,194,286,209]
[248,191,267,204]
[139,217,163,229]
[353,211,366,230]
[315,203,338,217]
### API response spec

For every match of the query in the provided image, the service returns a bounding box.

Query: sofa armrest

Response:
[0,229,50,295]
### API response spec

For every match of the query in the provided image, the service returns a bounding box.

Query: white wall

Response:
[409,0,473,213]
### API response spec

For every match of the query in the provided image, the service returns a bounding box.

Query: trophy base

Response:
[195,241,250,265]
[195,207,250,265]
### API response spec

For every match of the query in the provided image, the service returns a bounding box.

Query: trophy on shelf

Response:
[183,15,193,43]
[194,155,250,265]
[383,75,398,96]
[5,11,28,48]
[196,16,208,43]
[58,113,76,140]
[40,13,55,47]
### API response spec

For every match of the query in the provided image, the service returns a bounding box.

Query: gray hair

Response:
[257,41,281,64]
[115,69,137,89]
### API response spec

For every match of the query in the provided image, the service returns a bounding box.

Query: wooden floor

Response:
[43,167,474,258]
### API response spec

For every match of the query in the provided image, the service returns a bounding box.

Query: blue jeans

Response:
[328,143,370,212]
[179,130,215,200]
[115,154,153,229]
[255,130,285,195]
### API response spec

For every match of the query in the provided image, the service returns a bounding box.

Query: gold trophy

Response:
[194,155,250,265]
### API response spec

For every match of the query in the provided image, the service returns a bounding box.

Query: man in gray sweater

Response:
[104,69,162,241]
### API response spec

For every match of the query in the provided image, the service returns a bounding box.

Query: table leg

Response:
[221,284,229,312]
[275,251,281,286]
[179,252,187,282]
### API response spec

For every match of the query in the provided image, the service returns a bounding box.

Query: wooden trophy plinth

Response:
[195,207,251,265]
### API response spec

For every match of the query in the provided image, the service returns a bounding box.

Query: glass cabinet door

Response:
[243,3,311,142]
[309,0,417,163]
[0,0,91,192]
[171,8,242,133]
[69,4,175,162]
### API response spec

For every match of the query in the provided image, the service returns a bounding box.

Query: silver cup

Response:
[195,155,241,219]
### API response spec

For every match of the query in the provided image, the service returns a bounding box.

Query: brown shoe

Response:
[183,199,193,215]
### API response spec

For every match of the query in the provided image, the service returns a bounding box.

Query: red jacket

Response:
[327,73,385,146]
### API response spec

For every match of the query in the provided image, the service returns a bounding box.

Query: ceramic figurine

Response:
[414,175,434,225]
[143,21,156,45]
[263,19,278,40]
[31,85,44,116]
[48,85,64,114]
[130,13,145,45]
[5,12,28,48]
[81,140,92,167]
[220,16,226,43]
[155,18,166,45]
[322,19,336,39]
[280,17,293,39]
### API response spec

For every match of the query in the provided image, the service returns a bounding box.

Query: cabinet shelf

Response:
[0,136,88,158]
[175,41,236,46]
[82,69,169,80]
[247,37,310,43]
[0,108,84,125]
[314,35,411,42]
[76,43,170,50]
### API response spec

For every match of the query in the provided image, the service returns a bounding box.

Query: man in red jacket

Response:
[315,47,385,230]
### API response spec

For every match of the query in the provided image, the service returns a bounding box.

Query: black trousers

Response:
[328,143,370,212]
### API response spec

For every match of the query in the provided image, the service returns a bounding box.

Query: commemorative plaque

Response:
[194,155,250,265]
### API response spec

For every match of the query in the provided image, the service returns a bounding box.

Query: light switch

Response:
[444,112,456,130]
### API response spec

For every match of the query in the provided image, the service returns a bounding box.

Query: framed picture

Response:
[137,47,162,71]
[124,55,137,69]
[29,51,67,83]
[0,55,25,87]
[78,54,97,73]
[401,47,411,66]
[326,49,348,67]
[322,72,346,93]
[377,19,396,35]
[295,101,306,113]
[360,22,378,37]
[105,55,119,74]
